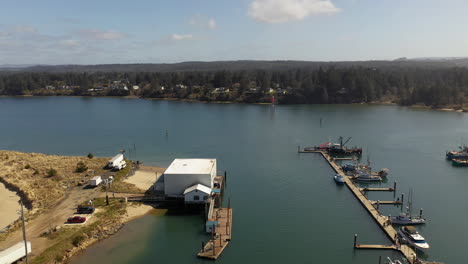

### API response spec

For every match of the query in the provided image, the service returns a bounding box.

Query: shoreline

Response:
[2,95,466,112]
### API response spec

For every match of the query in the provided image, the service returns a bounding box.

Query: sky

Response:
[0,0,467,64]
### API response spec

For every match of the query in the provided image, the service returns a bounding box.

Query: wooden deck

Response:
[198,208,232,260]
[313,151,418,264]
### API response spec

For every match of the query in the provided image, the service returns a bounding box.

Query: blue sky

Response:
[0,0,467,64]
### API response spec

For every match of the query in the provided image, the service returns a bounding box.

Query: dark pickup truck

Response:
[77,206,95,214]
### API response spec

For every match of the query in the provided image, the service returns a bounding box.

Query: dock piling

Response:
[393,181,397,192]
[379,256,382,264]
[401,193,404,204]
[420,208,423,218]
[354,234,358,248]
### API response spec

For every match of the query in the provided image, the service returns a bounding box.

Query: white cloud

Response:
[78,29,127,40]
[60,39,81,47]
[207,18,217,29]
[188,15,217,30]
[248,0,340,23]
[12,25,37,33]
[171,34,193,41]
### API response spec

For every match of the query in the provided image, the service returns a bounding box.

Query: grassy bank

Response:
[32,198,127,264]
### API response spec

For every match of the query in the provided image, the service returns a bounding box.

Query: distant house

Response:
[337,88,349,94]
[46,85,55,90]
[176,84,187,89]
[132,85,139,90]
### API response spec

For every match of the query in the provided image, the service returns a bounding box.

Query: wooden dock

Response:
[311,151,418,264]
[370,200,403,205]
[360,187,395,192]
[355,244,397,250]
[198,208,233,260]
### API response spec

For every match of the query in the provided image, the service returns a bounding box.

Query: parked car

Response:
[67,216,86,223]
[77,206,95,214]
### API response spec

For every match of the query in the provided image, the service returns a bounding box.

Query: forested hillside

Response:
[1,60,468,107]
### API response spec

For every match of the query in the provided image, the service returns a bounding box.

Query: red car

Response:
[67,216,86,223]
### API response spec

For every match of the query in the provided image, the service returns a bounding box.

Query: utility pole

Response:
[20,201,29,264]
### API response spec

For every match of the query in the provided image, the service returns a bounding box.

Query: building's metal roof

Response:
[165,159,215,174]
[183,184,212,195]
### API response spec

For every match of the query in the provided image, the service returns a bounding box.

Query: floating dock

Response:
[308,151,418,264]
[198,207,233,260]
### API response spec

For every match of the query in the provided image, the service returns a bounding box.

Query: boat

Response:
[334,174,345,184]
[342,163,389,178]
[398,226,430,250]
[351,170,382,182]
[390,188,426,225]
[305,137,362,156]
[446,145,468,160]
[390,213,426,225]
[452,158,468,166]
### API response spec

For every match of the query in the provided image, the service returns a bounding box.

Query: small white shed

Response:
[183,184,211,203]
[163,159,216,197]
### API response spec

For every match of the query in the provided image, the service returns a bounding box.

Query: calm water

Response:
[0,97,465,264]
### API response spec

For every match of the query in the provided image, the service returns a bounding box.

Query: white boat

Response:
[398,226,430,250]
[390,189,426,225]
[352,170,382,182]
[390,213,426,225]
[334,174,345,184]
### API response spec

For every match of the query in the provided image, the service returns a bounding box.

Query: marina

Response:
[299,149,421,264]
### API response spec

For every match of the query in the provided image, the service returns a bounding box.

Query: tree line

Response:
[1,64,468,108]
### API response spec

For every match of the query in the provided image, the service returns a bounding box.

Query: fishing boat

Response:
[398,226,430,250]
[320,136,363,156]
[452,158,468,166]
[390,188,426,225]
[334,174,345,184]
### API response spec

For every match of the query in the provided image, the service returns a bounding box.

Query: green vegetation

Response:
[47,168,57,177]
[75,161,88,173]
[87,153,94,159]
[33,169,39,175]
[24,164,31,169]
[32,198,127,264]
[2,60,468,108]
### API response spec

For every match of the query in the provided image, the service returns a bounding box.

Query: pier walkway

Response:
[311,151,418,264]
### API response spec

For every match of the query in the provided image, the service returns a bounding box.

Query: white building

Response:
[163,159,216,198]
[183,184,211,203]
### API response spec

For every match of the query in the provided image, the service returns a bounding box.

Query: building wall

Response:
[164,173,212,196]
[184,189,210,203]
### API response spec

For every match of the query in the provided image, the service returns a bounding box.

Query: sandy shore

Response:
[0,182,21,230]
[124,166,165,192]
[122,203,156,223]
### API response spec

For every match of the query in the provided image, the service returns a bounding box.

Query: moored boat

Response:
[398,226,430,250]
[452,158,468,166]
[334,174,345,184]
[446,145,468,160]
[390,213,426,225]
[352,170,382,182]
